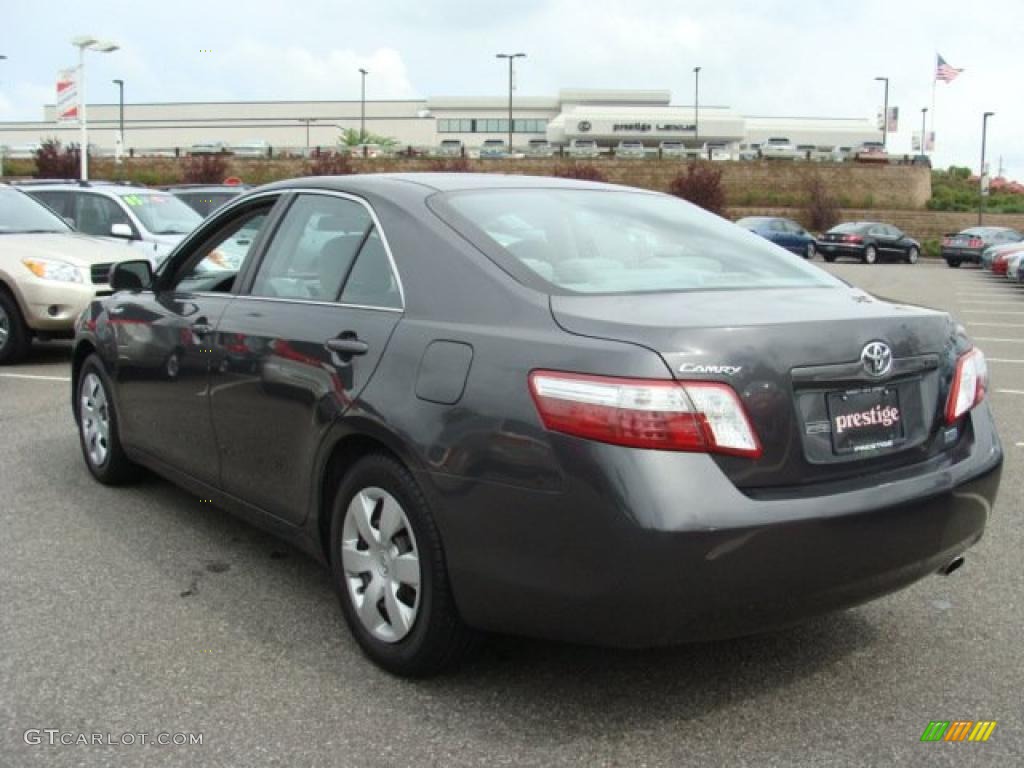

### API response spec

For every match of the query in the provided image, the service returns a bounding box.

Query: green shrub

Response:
[34,139,81,178]
[922,238,941,259]
[668,162,726,216]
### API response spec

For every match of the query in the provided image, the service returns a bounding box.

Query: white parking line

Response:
[0,373,71,382]
[967,322,1024,328]
[958,302,1024,306]
[995,389,1024,395]
[974,337,1024,343]
[961,310,1024,316]
[987,358,1024,364]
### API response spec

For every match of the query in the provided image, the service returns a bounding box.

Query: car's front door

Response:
[109,196,280,485]
[210,191,404,524]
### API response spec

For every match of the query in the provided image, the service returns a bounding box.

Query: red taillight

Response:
[969,238,983,249]
[844,235,863,243]
[528,371,762,458]
[945,348,988,425]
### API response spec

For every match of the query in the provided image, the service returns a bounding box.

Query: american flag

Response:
[935,54,963,83]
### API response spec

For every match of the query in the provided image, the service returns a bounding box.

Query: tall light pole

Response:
[693,66,701,150]
[0,56,7,178]
[979,111,995,225]
[71,35,119,181]
[919,107,927,156]
[875,76,889,149]
[112,78,124,163]
[496,53,526,152]
[358,68,368,143]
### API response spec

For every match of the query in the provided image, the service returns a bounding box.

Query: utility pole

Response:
[875,76,889,149]
[979,111,994,225]
[496,53,526,153]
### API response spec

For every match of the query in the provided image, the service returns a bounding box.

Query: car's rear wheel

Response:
[330,453,475,677]
[906,246,919,264]
[946,259,962,268]
[804,242,815,259]
[0,289,32,365]
[863,245,878,265]
[76,355,138,484]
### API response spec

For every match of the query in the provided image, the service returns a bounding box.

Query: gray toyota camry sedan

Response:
[72,174,1002,676]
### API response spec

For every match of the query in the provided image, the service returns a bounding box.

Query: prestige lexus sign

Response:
[56,69,79,124]
[612,123,695,132]
[575,119,696,135]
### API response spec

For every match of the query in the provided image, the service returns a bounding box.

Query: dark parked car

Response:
[816,222,921,264]
[943,226,1024,268]
[736,216,816,258]
[72,174,1002,676]
[163,183,251,217]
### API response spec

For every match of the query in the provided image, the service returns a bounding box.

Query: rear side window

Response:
[249,193,401,309]
[433,189,839,295]
[74,193,132,237]
[28,190,72,219]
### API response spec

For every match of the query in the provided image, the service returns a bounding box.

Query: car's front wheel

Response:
[906,246,919,264]
[330,453,475,677]
[863,245,878,265]
[0,289,31,365]
[946,259,962,268]
[76,355,138,484]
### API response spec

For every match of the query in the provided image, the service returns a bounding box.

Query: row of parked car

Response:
[0,180,253,363]
[976,233,1024,282]
[738,217,922,264]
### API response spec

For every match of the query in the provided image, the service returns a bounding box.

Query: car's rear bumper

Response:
[942,248,982,263]
[816,242,864,256]
[428,404,1002,647]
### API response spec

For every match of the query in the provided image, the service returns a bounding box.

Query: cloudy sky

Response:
[1,0,1020,176]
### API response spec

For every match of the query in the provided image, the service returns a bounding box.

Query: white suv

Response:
[20,181,204,267]
[759,137,798,160]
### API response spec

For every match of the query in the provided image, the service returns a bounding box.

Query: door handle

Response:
[192,320,214,336]
[325,336,369,356]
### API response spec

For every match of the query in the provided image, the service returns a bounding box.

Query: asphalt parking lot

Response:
[1,260,1022,767]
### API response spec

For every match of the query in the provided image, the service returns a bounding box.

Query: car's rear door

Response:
[210,190,404,524]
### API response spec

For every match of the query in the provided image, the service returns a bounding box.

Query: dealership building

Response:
[0,88,879,155]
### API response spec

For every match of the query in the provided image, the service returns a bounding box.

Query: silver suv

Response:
[18,181,203,267]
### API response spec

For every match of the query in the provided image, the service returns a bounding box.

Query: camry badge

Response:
[678,363,743,376]
[861,341,893,377]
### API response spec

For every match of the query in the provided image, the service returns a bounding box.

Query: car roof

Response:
[161,184,250,192]
[18,181,162,195]
[257,173,641,195]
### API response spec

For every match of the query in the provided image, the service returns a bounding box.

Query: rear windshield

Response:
[831,222,868,233]
[434,189,839,294]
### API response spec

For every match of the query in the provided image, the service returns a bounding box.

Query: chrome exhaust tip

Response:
[939,555,965,576]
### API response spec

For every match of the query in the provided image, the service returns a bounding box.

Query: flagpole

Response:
[930,53,937,156]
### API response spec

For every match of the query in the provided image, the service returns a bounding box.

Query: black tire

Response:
[76,354,139,485]
[329,453,476,677]
[823,254,836,263]
[947,259,962,268]
[906,246,919,264]
[0,288,32,365]
[863,245,878,265]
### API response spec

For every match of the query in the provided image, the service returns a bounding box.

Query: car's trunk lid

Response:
[550,286,960,491]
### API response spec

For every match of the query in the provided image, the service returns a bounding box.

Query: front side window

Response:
[173,205,273,293]
[250,194,373,301]
[434,189,840,295]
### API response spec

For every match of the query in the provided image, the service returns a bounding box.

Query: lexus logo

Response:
[861,341,893,377]
[577,121,592,132]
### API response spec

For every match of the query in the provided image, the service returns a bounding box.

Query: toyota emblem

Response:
[577,121,592,132]
[861,341,893,377]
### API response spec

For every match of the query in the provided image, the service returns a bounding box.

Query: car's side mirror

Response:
[111,222,134,239]
[110,260,154,292]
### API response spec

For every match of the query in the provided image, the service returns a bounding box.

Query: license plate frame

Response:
[826,386,904,455]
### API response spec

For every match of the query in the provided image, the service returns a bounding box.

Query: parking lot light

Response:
[71,35,120,181]
[875,76,889,149]
[694,67,701,149]
[358,68,368,144]
[496,53,526,154]
[112,79,124,163]
[979,111,995,225]
[920,107,927,157]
